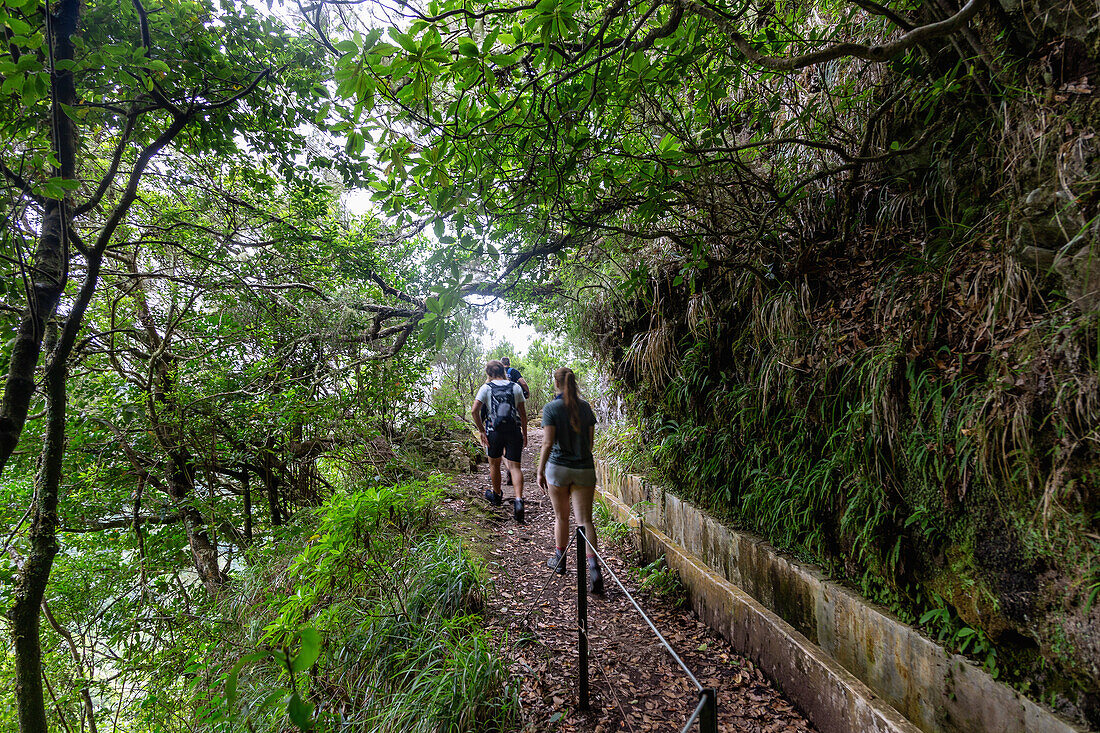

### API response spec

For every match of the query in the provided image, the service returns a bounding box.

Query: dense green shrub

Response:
[200,477,516,732]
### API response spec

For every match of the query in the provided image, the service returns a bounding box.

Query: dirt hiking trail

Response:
[444,426,816,733]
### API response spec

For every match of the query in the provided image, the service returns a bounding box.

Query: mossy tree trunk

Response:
[9,335,67,733]
[6,2,79,730]
[0,0,79,474]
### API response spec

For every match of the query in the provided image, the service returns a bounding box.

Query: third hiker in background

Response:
[500,357,530,487]
[501,356,530,399]
[471,360,527,523]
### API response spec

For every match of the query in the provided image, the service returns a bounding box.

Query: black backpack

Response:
[486,381,518,431]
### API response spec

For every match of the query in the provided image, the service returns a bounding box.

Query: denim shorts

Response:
[545,462,597,488]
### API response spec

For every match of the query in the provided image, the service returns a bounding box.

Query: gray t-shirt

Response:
[542,395,596,469]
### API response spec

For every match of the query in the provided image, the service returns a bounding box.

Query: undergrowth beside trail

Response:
[593,498,688,610]
[589,246,1100,720]
[195,476,517,732]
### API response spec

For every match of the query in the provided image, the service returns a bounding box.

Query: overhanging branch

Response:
[61,512,184,533]
[684,0,986,70]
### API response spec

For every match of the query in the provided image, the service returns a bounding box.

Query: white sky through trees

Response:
[483,308,535,352]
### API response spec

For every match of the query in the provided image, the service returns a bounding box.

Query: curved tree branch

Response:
[685,0,986,70]
[61,512,184,533]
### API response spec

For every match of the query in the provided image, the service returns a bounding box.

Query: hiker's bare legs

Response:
[488,456,503,495]
[505,458,523,499]
[571,485,597,556]
[548,483,572,549]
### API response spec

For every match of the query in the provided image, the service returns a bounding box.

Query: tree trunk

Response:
[242,469,252,544]
[148,342,224,590]
[9,337,67,733]
[6,3,80,731]
[125,254,225,591]
[164,445,225,591]
[0,0,79,476]
[263,438,283,527]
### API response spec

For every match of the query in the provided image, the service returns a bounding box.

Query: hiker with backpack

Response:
[501,356,530,399]
[537,366,603,594]
[500,357,529,486]
[472,360,527,523]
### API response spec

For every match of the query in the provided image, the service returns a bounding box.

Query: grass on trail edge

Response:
[199,475,519,733]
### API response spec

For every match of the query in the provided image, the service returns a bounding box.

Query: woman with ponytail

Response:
[537,367,602,593]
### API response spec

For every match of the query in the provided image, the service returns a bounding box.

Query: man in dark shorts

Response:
[472,360,527,523]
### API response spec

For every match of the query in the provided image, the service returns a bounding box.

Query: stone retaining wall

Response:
[596,459,1084,733]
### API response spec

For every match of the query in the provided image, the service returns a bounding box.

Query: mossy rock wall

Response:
[580,1,1100,726]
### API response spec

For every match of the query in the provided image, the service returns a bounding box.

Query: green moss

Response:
[601,308,1100,708]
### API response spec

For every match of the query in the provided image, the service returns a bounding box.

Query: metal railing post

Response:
[577,525,589,710]
[561,525,718,728]
[700,687,717,733]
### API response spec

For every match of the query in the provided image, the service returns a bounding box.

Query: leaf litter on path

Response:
[446,427,816,732]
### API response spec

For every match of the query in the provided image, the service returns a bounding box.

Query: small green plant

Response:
[1081,534,1100,614]
[593,496,633,548]
[633,556,685,605]
[918,597,999,678]
[1085,578,1100,615]
[204,626,321,731]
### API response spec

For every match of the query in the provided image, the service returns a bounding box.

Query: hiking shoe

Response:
[547,550,566,575]
[588,562,605,595]
[513,498,525,524]
[483,488,503,507]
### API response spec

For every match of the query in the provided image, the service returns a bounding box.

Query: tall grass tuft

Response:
[207,477,517,732]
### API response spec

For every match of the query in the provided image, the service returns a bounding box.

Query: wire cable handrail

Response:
[567,617,638,733]
[576,528,703,691]
[487,471,715,729]
[571,525,717,733]
[504,501,714,730]
[680,694,708,733]
[520,529,576,621]
[567,614,711,733]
